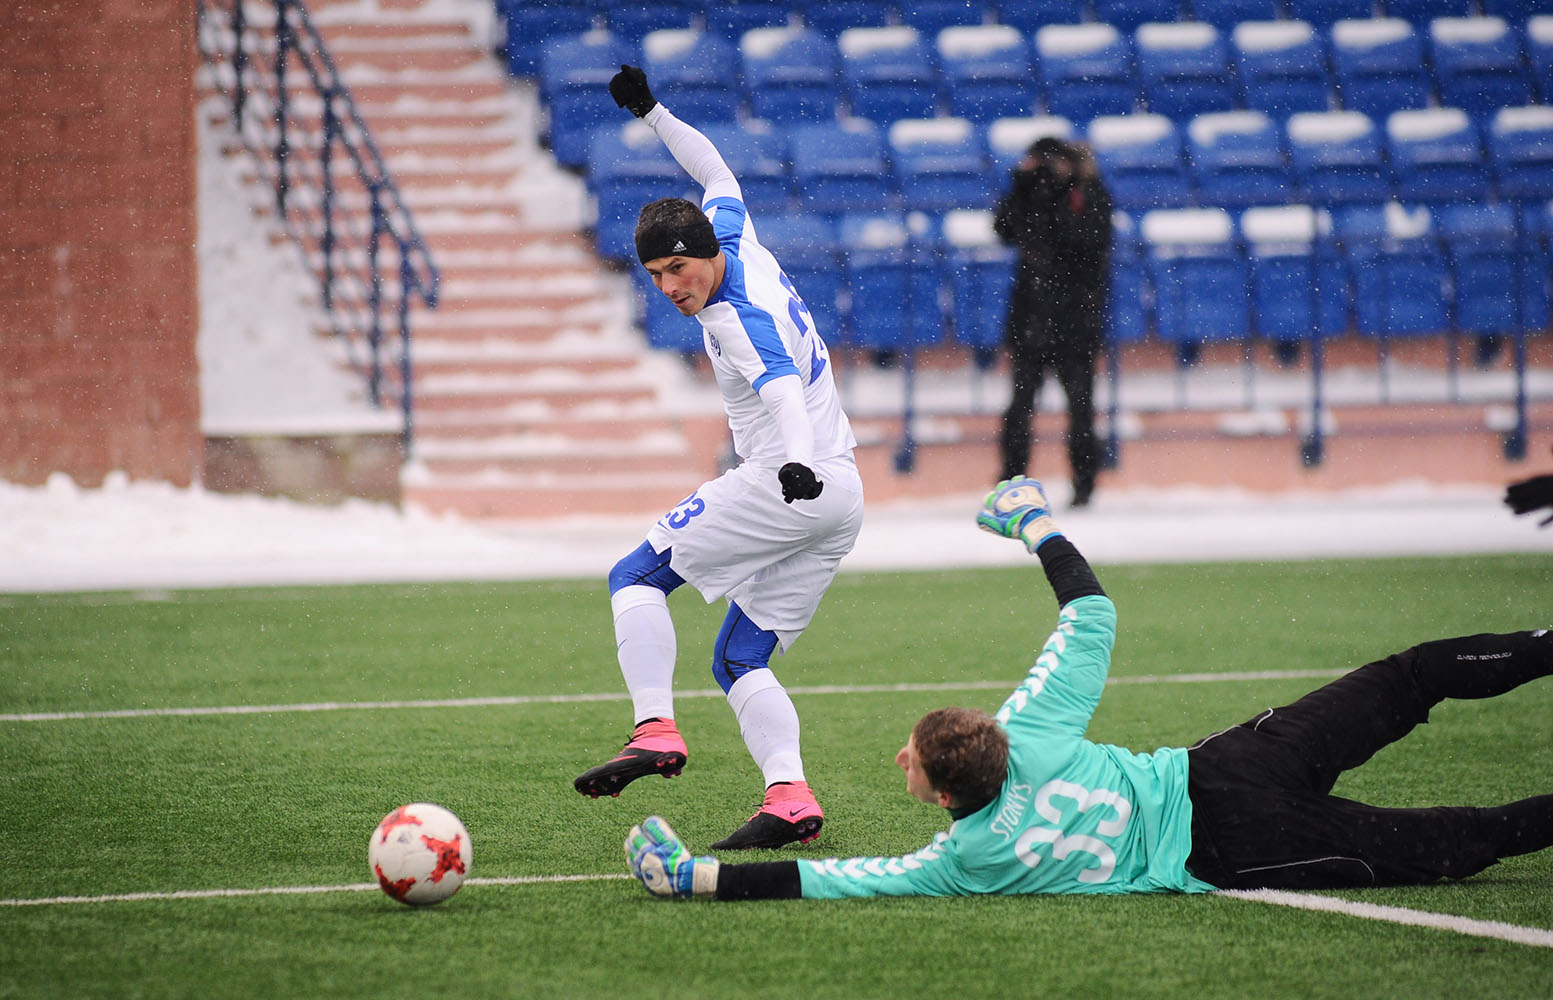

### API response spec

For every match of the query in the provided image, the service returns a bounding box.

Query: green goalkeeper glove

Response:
[625,816,720,899]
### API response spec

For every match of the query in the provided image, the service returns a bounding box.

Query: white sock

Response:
[611,585,676,724]
[726,669,805,785]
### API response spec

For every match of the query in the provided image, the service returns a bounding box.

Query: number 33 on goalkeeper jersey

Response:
[798,595,1217,897]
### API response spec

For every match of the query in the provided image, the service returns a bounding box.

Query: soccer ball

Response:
[369,802,472,906]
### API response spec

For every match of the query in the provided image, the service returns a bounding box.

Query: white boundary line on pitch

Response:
[4,875,1550,950]
[1216,889,1553,949]
[0,874,631,907]
[0,670,1343,723]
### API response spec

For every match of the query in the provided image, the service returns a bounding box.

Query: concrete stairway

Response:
[293,0,725,518]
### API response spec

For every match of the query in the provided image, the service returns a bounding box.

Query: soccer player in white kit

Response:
[573,65,865,850]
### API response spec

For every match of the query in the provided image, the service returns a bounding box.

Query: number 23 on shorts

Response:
[659,492,706,531]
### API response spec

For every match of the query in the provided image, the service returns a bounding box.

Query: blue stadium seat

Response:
[1191,0,1281,30]
[996,0,1088,31]
[1187,110,1295,207]
[631,266,704,353]
[1428,17,1532,118]
[539,32,636,169]
[1136,22,1237,123]
[938,25,1039,125]
[790,119,896,215]
[754,213,846,341]
[839,26,941,124]
[1094,0,1180,32]
[941,208,1017,354]
[1240,204,1350,341]
[1089,113,1194,211]
[1483,0,1553,18]
[1108,210,1152,343]
[586,122,689,262]
[900,1,992,36]
[1530,16,1553,101]
[888,117,991,215]
[605,0,695,45]
[1330,19,1432,120]
[1437,202,1551,334]
[498,0,592,78]
[1287,110,1393,204]
[1142,207,1252,345]
[1382,0,1471,26]
[797,0,892,37]
[1035,24,1140,125]
[696,121,792,214]
[1334,203,1450,337]
[1518,200,1553,327]
[1232,20,1335,117]
[740,27,840,124]
[641,30,742,125]
[839,214,945,349]
[701,1,790,41]
[987,115,1076,198]
[1285,0,1372,27]
[1489,105,1553,202]
[1385,107,1488,204]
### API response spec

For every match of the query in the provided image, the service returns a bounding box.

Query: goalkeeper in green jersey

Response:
[625,477,1553,901]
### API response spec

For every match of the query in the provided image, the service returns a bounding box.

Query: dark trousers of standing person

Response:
[1184,630,1553,889]
[998,334,1099,505]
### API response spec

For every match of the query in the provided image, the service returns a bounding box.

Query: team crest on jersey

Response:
[706,331,722,357]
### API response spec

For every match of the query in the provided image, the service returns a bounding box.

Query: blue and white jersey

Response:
[696,195,856,467]
[642,103,855,469]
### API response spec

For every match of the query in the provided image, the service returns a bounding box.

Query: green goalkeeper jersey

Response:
[798,594,1218,898]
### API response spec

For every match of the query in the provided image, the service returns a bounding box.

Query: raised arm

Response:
[609,64,740,203]
[976,478,1115,739]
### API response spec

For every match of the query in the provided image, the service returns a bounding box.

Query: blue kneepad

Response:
[608,541,686,596]
[712,603,779,693]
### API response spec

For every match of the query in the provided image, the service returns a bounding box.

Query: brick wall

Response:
[0,0,201,487]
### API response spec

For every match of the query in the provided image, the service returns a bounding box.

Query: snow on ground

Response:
[1,472,1548,594]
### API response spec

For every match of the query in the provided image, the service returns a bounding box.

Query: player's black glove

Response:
[1505,471,1553,527]
[778,462,824,504]
[609,64,657,118]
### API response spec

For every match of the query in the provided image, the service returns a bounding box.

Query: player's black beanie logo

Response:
[636,197,719,263]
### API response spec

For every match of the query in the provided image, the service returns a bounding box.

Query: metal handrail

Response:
[195,0,440,452]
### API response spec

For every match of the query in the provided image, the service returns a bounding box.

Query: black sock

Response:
[1481,794,1553,859]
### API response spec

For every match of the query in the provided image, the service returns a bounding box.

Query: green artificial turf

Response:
[1,554,1550,999]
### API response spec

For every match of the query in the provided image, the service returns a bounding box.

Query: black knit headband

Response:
[635,214,719,264]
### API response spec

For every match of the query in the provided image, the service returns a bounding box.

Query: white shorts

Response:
[644,453,864,650]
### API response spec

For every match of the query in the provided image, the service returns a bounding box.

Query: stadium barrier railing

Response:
[196,0,441,452]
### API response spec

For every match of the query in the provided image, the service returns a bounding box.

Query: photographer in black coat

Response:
[993,138,1113,507]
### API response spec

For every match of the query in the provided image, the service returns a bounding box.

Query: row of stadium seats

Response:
[632,201,1553,355]
[584,106,1553,259]
[534,17,1553,166]
[499,0,1553,67]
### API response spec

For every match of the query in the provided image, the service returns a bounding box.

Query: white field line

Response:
[0,670,1344,723]
[4,875,1550,951]
[0,874,630,908]
[1217,889,1553,949]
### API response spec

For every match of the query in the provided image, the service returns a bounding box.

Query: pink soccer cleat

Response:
[574,719,688,799]
[712,780,824,849]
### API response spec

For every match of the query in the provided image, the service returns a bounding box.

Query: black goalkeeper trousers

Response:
[1183,630,1551,890]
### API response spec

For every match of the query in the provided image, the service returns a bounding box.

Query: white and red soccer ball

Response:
[369,802,472,906]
